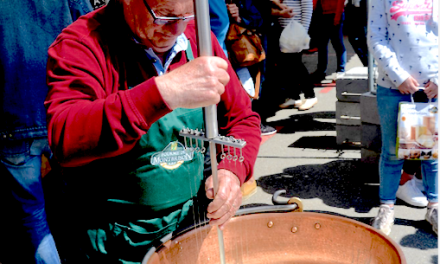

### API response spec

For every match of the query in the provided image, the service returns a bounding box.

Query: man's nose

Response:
[165,20,187,34]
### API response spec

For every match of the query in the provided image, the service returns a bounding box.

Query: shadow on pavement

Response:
[257,159,380,213]
[267,111,336,134]
[399,224,438,250]
[288,135,361,150]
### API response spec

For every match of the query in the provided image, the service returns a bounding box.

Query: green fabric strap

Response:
[186,39,194,61]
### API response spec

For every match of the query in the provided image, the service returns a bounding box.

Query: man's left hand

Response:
[205,169,242,230]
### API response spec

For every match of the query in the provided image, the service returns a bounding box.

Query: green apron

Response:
[86,41,205,263]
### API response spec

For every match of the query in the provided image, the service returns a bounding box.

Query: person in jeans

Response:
[344,0,368,67]
[310,0,347,83]
[0,0,93,263]
[368,0,438,236]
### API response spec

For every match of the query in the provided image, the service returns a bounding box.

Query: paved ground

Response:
[242,37,438,264]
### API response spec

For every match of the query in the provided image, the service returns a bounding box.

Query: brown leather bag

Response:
[226,23,266,67]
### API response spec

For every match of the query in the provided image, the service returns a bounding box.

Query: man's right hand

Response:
[155,56,230,109]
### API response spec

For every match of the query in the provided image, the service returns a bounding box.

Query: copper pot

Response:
[144,198,405,264]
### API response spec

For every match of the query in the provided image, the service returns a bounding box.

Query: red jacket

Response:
[313,0,345,25]
[45,3,261,184]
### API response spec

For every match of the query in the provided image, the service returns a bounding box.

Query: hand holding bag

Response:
[279,19,310,53]
[396,97,438,160]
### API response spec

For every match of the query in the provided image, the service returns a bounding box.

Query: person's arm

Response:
[300,0,313,31]
[46,23,231,168]
[271,4,294,18]
[367,1,411,89]
[46,36,172,167]
[188,28,261,229]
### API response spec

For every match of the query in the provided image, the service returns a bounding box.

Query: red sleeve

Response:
[185,24,262,185]
[45,33,171,167]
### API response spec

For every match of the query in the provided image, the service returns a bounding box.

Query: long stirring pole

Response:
[193,0,226,263]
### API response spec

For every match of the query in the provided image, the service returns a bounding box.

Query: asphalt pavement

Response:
[242,37,438,264]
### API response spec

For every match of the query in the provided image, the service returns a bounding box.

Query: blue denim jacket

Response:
[0,0,92,141]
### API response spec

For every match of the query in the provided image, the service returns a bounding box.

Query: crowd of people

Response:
[0,0,437,263]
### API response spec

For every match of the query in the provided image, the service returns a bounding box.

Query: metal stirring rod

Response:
[194,0,226,263]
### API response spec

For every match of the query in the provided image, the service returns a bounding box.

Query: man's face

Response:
[122,0,194,54]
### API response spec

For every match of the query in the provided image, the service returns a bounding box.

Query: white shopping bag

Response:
[396,99,438,160]
[279,20,310,53]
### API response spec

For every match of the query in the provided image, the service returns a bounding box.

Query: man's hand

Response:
[205,169,242,230]
[271,5,294,18]
[226,4,242,24]
[424,81,438,99]
[398,76,419,95]
[155,56,230,109]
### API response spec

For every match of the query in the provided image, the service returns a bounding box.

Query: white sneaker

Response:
[331,72,345,81]
[414,177,425,193]
[336,72,345,79]
[371,205,395,235]
[396,179,428,207]
[298,98,318,111]
[279,99,302,109]
[426,205,438,235]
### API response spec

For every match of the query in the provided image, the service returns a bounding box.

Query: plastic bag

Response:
[396,99,438,160]
[279,20,310,53]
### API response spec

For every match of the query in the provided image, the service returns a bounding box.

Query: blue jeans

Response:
[316,13,347,73]
[0,138,61,264]
[377,86,438,204]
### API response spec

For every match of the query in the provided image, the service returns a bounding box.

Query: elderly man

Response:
[44,0,261,262]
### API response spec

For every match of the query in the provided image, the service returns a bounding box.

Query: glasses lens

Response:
[154,16,193,25]
[154,18,171,25]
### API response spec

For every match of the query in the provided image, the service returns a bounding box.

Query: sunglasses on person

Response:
[142,0,195,25]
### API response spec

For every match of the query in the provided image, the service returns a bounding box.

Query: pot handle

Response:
[235,190,303,216]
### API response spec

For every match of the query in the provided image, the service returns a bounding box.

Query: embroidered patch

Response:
[151,141,194,170]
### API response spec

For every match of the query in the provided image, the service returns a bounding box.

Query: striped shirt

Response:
[277,0,313,31]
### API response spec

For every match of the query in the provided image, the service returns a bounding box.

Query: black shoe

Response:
[261,123,277,136]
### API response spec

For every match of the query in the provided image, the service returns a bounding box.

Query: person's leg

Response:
[377,87,409,204]
[400,161,415,185]
[372,86,410,235]
[422,159,438,204]
[294,53,318,110]
[330,12,347,73]
[278,53,305,109]
[296,53,316,99]
[280,53,302,100]
[422,158,439,234]
[0,138,61,264]
[397,160,428,207]
[315,15,332,75]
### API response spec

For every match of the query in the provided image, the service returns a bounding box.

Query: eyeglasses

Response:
[143,0,195,25]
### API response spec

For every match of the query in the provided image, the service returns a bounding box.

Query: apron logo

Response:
[151,141,194,170]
